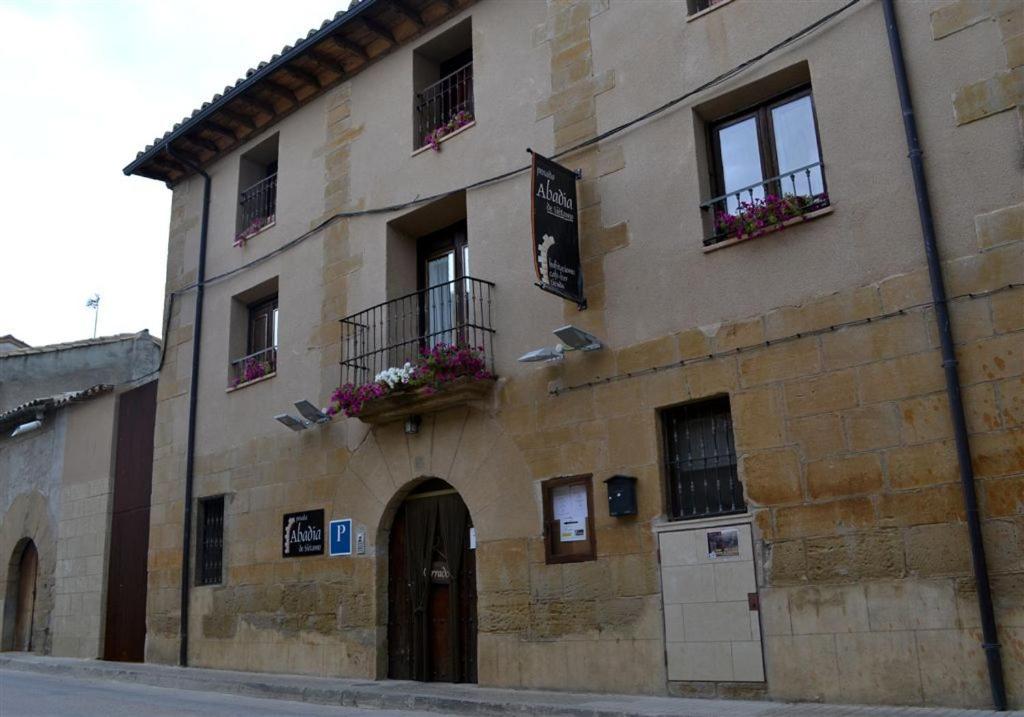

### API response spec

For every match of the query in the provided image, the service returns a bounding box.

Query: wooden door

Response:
[103,381,157,662]
[387,486,476,683]
[13,541,37,651]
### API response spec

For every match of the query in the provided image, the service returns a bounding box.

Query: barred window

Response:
[196,496,224,586]
[662,397,746,520]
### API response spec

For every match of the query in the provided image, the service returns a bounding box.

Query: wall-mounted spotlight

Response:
[274,399,333,431]
[517,326,604,364]
[274,414,308,432]
[294,400,330,424]
[10,419,43,438]
[517,345,565,363]
[553,325,603,351]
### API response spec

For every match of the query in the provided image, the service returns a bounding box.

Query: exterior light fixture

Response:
[553,325,603,351]
[295,400,330,424]
[274,414,308,431]
[404,414,422,435]
[10,419,43,438]
[275,399,333,431]
[517,345,565,363]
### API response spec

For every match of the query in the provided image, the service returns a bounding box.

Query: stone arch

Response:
[332,405,537,679]
[0,492,56,653]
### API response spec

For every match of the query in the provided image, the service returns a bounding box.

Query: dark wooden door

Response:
[428,582,452,682]
[104,381,157,662]
[387,487,476,683]
[13,541,38,651]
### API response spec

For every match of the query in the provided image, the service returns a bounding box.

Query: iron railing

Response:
[228,346,277,387]
[339,276,495,387]
[700,161,829,246]
[415,62,474,149]
[239,173,277,236]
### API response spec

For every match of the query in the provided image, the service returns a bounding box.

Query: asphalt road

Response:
[0,669,444,717]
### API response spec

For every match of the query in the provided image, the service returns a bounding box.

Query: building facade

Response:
[126,0,1023,708]
[0,332,160,661]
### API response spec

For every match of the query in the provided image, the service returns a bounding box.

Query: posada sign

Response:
[531,151,585,308]
[282,509,324,557]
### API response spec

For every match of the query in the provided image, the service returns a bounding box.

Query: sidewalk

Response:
[0,653,1017,717]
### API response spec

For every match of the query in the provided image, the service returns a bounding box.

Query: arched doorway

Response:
[11,540,38,651]
[387,479,477,683]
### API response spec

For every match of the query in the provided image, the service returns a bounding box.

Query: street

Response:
[0,669,440,717]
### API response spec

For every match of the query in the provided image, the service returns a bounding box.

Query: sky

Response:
[0,0,342,346]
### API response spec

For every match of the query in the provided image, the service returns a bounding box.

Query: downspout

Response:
[165,146,211,668]
[880,0,1006,709]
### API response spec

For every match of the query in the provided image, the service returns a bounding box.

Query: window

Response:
[541,475,596,564]
[228,281,278,388]
[236,134,278,242]
[702,85,828,245]
[413,19,473,150]
[688,0,729,14]
[662,397,745,520]
[196,496,224,586]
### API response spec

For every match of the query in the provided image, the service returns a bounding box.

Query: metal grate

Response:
[228,346,278,388]
[339,276,495,387]
[197,496,224,586]
[662,397,746,520]
[415,62,474,150]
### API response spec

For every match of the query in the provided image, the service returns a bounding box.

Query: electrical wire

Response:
[164,0,864,299]
[549,283,1022,396]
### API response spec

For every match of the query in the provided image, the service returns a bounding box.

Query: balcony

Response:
[237,173,277,241]
[700,161,830,249]
[228,346,277,389]
[415,62,474,151]
[338,276,495,424]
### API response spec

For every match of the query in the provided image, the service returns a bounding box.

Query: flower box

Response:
[353,376,496,425]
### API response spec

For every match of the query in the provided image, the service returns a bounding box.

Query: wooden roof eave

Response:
[124,0,470,184]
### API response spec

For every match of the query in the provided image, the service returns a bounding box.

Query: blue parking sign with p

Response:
[329,519,352,556]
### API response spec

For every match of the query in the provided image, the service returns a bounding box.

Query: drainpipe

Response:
[165,145,211,668]
[880,0,1006,709]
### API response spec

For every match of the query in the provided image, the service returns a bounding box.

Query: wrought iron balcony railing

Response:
[339,276,495,387]
[700,161,829,246]
[239,173,277,236]
[415,62,474,149]
[228,346,277,388]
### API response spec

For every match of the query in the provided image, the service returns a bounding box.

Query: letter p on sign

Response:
[329,519,352,556]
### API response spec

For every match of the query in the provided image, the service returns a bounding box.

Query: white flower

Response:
[374,363,415,388]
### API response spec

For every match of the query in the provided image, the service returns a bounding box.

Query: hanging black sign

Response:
[531,151,586,309]
[282,509,324,557]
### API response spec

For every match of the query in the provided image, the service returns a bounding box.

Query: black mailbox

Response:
[604,474,637,517]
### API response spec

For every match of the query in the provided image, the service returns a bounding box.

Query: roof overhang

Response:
[124,0,471,186]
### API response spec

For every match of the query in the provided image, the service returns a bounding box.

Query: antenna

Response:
[86,294,100,338]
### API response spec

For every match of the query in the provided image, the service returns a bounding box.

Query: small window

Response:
[662,397,745,520]
[702,86,828,245]
[236,134,278,243]
[541,475,596,564]
[196,496,224,586]
[688,0,728,14]
[229,295,278,388]
[413,19,474,151]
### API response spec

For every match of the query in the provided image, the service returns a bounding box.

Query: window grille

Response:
[662,397,746,520]
[197,496,224,586]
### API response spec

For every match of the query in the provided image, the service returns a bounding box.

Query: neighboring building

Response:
[0,336,31,354]
[0,331,160,661]
[124,0,1022,708]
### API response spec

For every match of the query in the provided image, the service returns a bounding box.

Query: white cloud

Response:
[0,0,340,346]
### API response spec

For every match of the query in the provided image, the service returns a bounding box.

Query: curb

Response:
[0,655,683,717]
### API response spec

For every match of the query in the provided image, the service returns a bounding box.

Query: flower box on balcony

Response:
[353,376,496,425]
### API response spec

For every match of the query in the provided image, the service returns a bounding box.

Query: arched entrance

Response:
[10,540,38,651]
[387,479,477,683]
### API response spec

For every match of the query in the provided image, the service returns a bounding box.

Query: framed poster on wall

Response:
[542,474,596,564]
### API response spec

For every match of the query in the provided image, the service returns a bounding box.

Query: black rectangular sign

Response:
[531,151,585,308]
[282,509,324,557]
